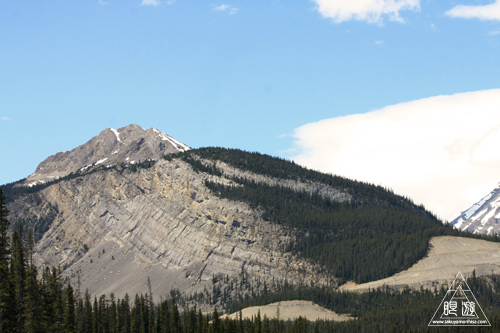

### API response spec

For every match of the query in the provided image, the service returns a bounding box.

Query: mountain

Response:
[22,124,190,187]
[3,126,334,299]
[2,124,495,306]
[450,184,500,235]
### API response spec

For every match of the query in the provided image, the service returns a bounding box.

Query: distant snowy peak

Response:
[22,124,190,187]
[450,184,500,236]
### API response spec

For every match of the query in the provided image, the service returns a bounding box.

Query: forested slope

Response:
[168,147,500,284]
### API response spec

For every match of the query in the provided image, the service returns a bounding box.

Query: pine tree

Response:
[119,294,131,333]
[0,189,9,267]
[44,266,64,332]
[75,296,84,333]
[139,294,149,333]
[10,222,26,332]
[254,310,261,333]
[155,298,169,333]
[187,306,197,333]
[147,278,154,333]
[211,307,220,333]
[73,275,84,333]
[82,289,93,333]
[24,260,41,330]
[201,313,209,333]
[313,320,320,333]
[170,299,180,333]
[131,294,141,333]
[64,283,76,333]
[262,315,270,333]
[238,309,243,333]
[24,229,42,333]
[0,187,14,332]
[98,294,110,333]
[196,308,203,333]
[109,293,118,333]
[93,296,100,333]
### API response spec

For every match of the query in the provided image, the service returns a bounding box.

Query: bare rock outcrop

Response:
[23,124,189,187]
[18,157,329,299]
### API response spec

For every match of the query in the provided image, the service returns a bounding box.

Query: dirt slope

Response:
[222,300,353,322]
[340,236,500,292]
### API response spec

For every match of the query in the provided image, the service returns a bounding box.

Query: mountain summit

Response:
[450,183,500,235]
[23,124,190,187]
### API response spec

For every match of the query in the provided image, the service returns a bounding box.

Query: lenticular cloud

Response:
[290,89,500,220]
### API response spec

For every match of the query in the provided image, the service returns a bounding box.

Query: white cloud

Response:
[446,1,500,21]
[213,4,239,15]
[141,0,160,6]
[313,0,420,24]
[98,0,108,5]
[1,116,11,121]
[290,89,500,220]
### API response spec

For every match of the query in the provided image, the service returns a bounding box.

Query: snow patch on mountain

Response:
[481,209,496,225]
[464,192,493,219]
[152,128,190,152]
[472,209,488,222]
[111,128,122,143]
[450,185,500,236]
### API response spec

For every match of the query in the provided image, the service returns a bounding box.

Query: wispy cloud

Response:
[98,0,108,5]
[141,0,160,6]
[1,116,12,121]
[313,0,420,24]
[213,4,239,15]
[445,1,500,21]
[289,89,500,220]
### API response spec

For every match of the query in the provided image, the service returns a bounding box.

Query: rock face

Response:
[23,124,190,187]
[6,125,340,300]
[450,184,500,235]
[31,159,308,298]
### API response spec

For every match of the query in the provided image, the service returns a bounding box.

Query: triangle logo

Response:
[428,271,490,326]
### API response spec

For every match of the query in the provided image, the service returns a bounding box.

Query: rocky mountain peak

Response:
[450,183,500,235]
[23,124,190,187]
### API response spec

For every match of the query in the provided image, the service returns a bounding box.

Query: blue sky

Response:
[1,0,500,218]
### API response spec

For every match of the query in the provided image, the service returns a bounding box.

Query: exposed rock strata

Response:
[12,157,336,299]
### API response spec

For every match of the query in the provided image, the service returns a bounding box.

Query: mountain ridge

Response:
[3,124,499,306]
[22,124,190,188]
[450,183,500,235]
